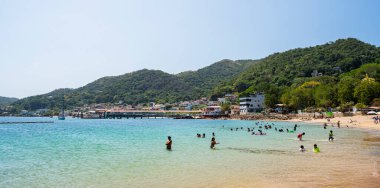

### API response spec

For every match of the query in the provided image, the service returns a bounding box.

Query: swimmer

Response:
[297,132,305,141]
[210,137,219,149]
[294,124,297,131]
[313,144,320,153]
[212,132,215,136]
[299,145,306,152]
[166,136,172,150]
[328,130,334,142]
[202,133,206,138]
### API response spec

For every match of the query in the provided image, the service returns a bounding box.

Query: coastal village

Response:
[2,92,379,124]
[0,93,268,119]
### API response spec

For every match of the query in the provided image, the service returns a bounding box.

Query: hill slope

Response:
[0,96,18,106]
[177,59,257,96]
[12,60,253,111]
[213,38,380,96]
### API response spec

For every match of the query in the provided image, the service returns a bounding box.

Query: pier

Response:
[105,110,202,119]
[74,110,203,119]
[0,121,54,124]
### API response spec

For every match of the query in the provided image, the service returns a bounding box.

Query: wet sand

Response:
[285,115,380,131]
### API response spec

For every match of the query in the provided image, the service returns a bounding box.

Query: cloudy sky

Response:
[1,0,379,98]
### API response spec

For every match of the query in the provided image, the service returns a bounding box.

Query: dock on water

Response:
[0,121,54,124]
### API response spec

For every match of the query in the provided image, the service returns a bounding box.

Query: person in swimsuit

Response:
[297,132,305,141]
[328,130,334,142]
[313,144,320,153]
[299,145,306,152]
[166,136,172,150]
[210,137,219,149]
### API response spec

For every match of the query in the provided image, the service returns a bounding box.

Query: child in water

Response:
[328,130,334,142]
[210,137,219,149]
[166,136,172,150]
[299,145,306,152]
[313,144,320,153]
[297,132,305,141]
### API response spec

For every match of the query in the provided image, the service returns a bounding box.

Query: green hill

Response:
[213,38,380,110]
[11,38,380,112]
[177,59,257,96]
[0,96,18,106]
[12,60,253,111]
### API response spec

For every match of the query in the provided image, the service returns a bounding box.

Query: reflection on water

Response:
[227,147,290,155]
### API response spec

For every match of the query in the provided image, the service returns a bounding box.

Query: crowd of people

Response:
[165,121,339,153]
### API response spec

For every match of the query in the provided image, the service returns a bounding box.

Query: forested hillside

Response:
[10,38,380,112]
[212,38,380,111]
[11,60,253,111]
[0,96,18,106]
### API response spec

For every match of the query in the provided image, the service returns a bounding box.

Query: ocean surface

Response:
[1,117,380,187]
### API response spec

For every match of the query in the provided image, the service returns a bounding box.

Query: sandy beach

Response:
[285,114,380,131]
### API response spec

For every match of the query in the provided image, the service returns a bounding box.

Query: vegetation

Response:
[11,60,254,111]
[0,96,18,106]
[213,38,380,111]
[177,59,257,96]
[9,38,380,113]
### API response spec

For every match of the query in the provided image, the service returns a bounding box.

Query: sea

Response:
[1,117,380,187]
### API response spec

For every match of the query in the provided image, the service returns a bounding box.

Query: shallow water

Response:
[1,117,380,187]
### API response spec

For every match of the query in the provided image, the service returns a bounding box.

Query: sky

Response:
[1,0,380,98]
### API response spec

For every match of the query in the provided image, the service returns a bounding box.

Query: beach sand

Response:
[284,115,380,131]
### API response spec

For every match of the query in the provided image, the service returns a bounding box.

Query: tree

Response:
[338,76,359,105]
[354,75,380,105]
[315,84,338,108]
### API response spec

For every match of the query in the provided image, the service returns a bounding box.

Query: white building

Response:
[202,106,222,116]
[239,93,265,114]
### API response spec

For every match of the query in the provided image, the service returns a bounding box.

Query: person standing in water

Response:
[210,137,219,149]
[328,130,334,142]
[299,145,306,152]
[166,136,172,150]
[297,132,305,141]
[313,144,320,153]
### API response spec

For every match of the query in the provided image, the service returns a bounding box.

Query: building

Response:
[230,105,240,115]
[202,106,222,117]
[239,93,265,114]
[217,97,226,104]
[225,94,238,103]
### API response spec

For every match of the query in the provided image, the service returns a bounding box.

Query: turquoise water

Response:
[1,117,380,187]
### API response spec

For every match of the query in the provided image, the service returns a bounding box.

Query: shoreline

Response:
[281,115,380,131]
[2,115,380,131]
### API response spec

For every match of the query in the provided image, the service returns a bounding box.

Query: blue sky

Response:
[1,0,380,98]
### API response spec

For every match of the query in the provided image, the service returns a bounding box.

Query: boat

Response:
[58,95,65,120]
